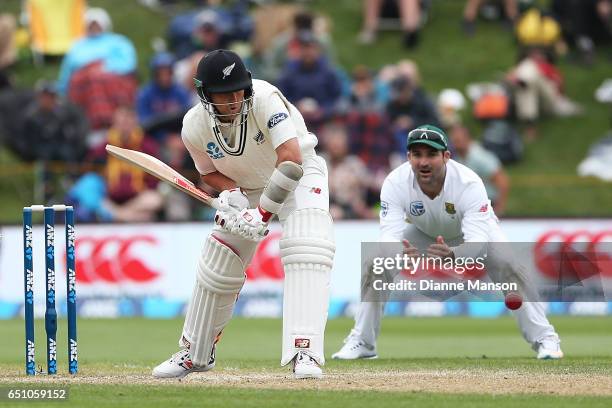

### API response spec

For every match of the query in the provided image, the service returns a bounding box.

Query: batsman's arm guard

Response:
[258,161,303,221]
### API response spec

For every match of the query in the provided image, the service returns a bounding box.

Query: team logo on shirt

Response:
[445,202,456,214]
[253,130,265,145]
[380,201,389,217]
[267,112,288,129]
[409,201,425,216]
[479,203,489,213]
[206,142,225,159]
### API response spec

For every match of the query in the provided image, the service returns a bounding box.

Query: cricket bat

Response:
[105,144,221,210]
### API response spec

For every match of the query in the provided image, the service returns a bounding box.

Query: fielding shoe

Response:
[331,337,377,360]
[536,337,564,360]
[152,347,216,378]
[293,351,323,379]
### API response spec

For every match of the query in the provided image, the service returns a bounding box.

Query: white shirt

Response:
[181,79,318,190]
[380,160,497,248]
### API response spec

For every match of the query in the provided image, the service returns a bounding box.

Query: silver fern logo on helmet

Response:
[222,63,236,79]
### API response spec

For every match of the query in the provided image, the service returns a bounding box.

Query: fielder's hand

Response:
[233,207,271,241]
[427,236,454,259]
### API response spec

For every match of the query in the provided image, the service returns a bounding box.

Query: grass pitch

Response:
[0,316,611,407]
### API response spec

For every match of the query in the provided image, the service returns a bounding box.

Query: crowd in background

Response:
[0,0,610,222]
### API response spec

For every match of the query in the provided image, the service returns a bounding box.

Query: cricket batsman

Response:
[332,125,563,360]
[153,50,334,379]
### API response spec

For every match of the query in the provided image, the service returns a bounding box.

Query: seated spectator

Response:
[358,0,423,48]
[136,52,191,140]
[20,80,88,202]
[0,83,35,160]
[57,8,137,95]
[344,110,394,173]
[168,3,252,60]
[60,8,138,132]
[262,10,335,82]
[339,65,387,113]
[506,46,582,140]
[172,9,228,60]
[462,0,519,36]
[278,31,342,123]
[450,125,510,215]
[385,61,440,156]
[174,50,206,105]
[86,106,164,222]
[551,0,612,65]
[320,123,377,220]
[22,80,88,163]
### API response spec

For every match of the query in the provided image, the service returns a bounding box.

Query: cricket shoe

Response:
[293,351,323,379]
[536,337,564,360]
[152,347,216,378]
[331,337,377,360]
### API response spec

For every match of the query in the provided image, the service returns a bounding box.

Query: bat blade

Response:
[105,144,220,209]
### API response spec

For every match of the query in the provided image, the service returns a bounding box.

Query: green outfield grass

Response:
[0,317,611,407]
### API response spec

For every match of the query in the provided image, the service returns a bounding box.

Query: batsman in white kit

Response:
[332,125,563,361]
[152,50,334,379]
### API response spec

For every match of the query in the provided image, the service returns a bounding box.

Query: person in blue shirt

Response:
[136,52,191,140]
[57,8,137,95]
[277,31,342,121]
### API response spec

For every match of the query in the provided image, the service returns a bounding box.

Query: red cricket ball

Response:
[505,292,523,310]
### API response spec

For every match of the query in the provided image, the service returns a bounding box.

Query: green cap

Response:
[407,125,448,151]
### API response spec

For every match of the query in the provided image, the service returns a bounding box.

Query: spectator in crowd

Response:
[168,3,252,60]
[20,80,88,202]
[506,46,582,140]
[344,110,394,174]
[22,80,88,163]
[174,50,206,105]
[136,52,191,140]
[462,0,519,36]
[385,60,440,157]
[358,0,423,48]
[277,31,342,123]
[136,53,193,221]
[60,8,138,134]
[339,65,387,113]
[57,8,137,95]
[262,10,335,82]
[86,106,164,222]
[320,123,377,220]
[341,65,394,172]
[551,0,612,65]
[179,10,227,59]
[450,125,510,215]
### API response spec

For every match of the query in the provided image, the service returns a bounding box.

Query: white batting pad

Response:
[182,235,246,366]
[280,208,335,366]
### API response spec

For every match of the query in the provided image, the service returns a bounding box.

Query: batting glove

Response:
[234,207,272,241]
[214,188,249,232]
[217,188,249,211]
